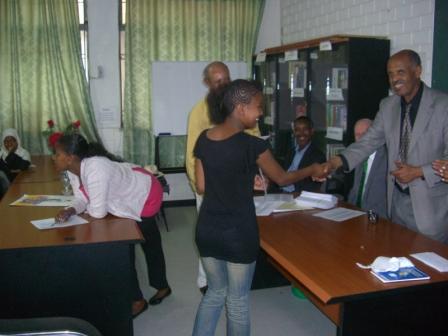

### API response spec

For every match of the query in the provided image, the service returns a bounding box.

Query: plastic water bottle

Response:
[61,171,72,196]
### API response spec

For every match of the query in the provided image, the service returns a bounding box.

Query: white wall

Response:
[87,0,123,156]
[279,0,435,84]
[255,0,282,53]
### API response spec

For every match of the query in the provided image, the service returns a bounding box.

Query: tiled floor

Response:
[133,206,336,336]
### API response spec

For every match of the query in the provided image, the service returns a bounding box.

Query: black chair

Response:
[154,134,188,231]
[0,317,103,336]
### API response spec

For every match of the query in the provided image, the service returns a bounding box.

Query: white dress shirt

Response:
[67,157,152,221]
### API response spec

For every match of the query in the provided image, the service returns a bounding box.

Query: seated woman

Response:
[0,170,9,198]
[0,128,31,181]
[53,134,171,318]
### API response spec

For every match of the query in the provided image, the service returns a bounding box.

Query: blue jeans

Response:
[192,257,256,336]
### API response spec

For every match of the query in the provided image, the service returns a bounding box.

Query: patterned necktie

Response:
[356,160,368,208]
[399,104,412,163]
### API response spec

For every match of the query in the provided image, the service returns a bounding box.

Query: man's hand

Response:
[391,161,423,184]
[432,159,448,182]
[315,156,343,180]
[310,163,329,181]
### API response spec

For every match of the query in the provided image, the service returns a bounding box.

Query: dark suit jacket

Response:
[282,142,326,193]
[348,145,388,218]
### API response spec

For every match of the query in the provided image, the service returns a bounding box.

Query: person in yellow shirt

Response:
[186,61,259,294]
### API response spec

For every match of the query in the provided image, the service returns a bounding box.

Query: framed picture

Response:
[332,67,348,89]
[288,61,307,90]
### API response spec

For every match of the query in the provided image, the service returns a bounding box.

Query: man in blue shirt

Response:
[281,116,326,193]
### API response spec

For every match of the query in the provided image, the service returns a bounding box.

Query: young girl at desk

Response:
[0,128,31,181]
[192,79,325,336]
[53,134,171,318]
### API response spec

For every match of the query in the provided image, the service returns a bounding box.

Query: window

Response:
[78,0,88,79]
[119,0,126,112]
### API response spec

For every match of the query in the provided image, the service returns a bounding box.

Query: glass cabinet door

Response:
[254,57,277,148]
[308,44,348,158]
[274,51,309,164]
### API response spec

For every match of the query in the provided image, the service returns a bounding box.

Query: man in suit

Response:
[347,118,388,218]
[281,116,326,193]
[323,49,448,243]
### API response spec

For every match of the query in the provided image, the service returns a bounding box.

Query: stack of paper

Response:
[272,201,313,213]
[254,194,293,216]
[295,191,338,209]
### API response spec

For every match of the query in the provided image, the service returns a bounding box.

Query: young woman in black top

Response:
[192,79,325,336]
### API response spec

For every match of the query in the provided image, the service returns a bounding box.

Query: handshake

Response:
[310,156,343,182]
[253,156,344,191]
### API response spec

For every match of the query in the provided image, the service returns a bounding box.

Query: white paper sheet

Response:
[410,252,448,272]
[313,207,365,222]
[31,215,89,230]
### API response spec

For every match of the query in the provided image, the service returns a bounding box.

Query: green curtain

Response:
[124,0,265,165]
[0,0,98,154]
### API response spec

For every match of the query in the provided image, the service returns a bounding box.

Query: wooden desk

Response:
[258,207,448,335]
[13,155,60,184]
[0,157,143,336]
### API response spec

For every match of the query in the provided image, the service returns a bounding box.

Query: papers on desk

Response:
[254,192,338,216]
[313,207,365,222]
[254,194,294,216]
[31,215,88,230]
[272,201,313,213]
[410,252,448,272]
[295,191,338,209]
[10,194,74,207]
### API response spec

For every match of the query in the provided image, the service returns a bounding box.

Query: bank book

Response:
[371,266,430,283]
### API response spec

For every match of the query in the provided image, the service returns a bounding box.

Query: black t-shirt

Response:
[194,130,269,264]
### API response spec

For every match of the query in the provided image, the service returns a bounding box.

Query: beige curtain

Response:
[0,0,98,154]
[123,0,265,165]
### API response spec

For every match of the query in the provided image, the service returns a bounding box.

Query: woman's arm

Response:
[256,149,326,186]
[195,158,205,195]
[81,160,111,218]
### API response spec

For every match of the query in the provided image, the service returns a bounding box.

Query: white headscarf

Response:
[1,128,31,162]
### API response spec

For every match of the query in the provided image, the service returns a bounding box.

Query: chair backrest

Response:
[0,317,102,336]
[1,332,90,336]
[154,134,187,174]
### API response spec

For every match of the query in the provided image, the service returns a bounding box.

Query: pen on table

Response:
[258,168,267,201]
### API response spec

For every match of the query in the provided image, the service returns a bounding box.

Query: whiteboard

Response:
[151,61,248,135]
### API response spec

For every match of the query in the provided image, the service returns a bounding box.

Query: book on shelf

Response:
[326,103,347,130]
[326,143,346,160]
[371,266,430,283]
[331,67,348,89]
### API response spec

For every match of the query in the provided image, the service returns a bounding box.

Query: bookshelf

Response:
[253,35,390,165]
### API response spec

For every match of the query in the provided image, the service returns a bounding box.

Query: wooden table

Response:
[258,206,448,335]
[0,156,143,336]
[13,155,60,184]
